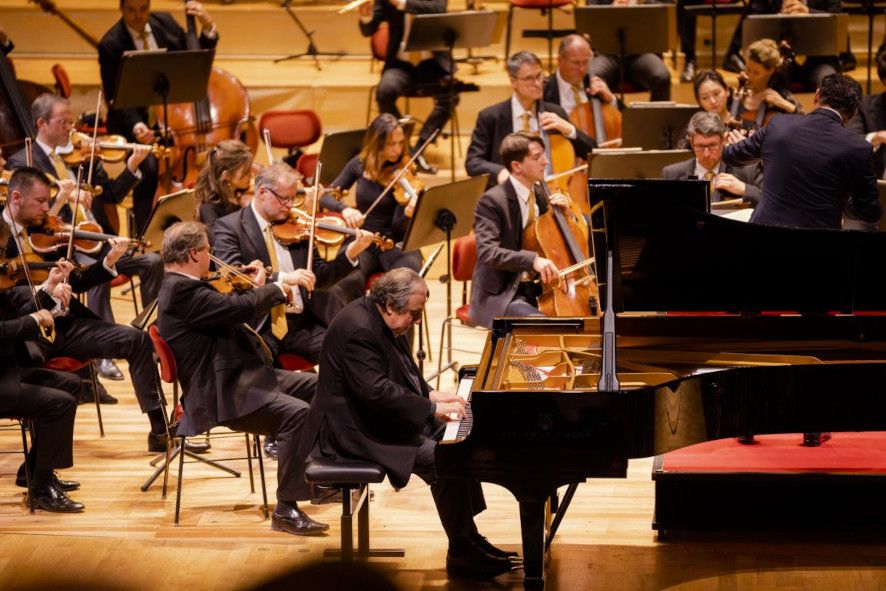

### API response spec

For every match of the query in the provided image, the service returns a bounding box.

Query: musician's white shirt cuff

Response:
[867,132,880,150]
[346,252,360,267]
[203,25,218,39]
[102,258,119,277]
[39,287,64,314]
[566,125,578,140]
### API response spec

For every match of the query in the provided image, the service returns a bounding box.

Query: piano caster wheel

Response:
[737,434,756,445]
[657,529,668,541]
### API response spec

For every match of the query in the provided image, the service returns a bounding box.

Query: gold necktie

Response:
[137,29,150,49]
[521,112,532,134]
[49,151,71,181]
[703,170,714,181]
[263,224,288,340]
[19,229,33,255]
[571,84,585,110]
[525,190,537,229]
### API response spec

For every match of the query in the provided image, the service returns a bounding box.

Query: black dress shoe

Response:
[147,431,211,454]
[96,359,124,381]
[79,382,119,405]
[680,59,696,83]
[446,542,519,578]
[263,437,279,460]
[31,483,85,513]
[271,506,329,536]
[472,533,520,560]
[802,432,832,447]
[723,54,746,74]
[16,469,80,492]
[413,153,438,175]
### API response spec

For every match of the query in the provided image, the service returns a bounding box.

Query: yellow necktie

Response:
[263,224,288,340]
[571,84,585,109]
[19,229,33,255]
[525,191,537,229]
[521,112,532,134]
[49,151,71,181]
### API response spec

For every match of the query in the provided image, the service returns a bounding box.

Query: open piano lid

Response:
[588,178,886,314]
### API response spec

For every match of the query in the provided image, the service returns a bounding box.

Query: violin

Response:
[388,166,425,208]
[60,131,169,166]
[0,253,60,289]
[272,207,394,251]
[27,215,144,255]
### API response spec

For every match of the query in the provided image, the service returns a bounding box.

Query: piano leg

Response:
[519,500,547,590]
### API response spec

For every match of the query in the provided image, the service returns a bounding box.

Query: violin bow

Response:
[83,90,102,222]
[362,128,438,217]
[262,128,274,164]
[304,162,322,299]
[7,215,54,343]
[25,138,33,167]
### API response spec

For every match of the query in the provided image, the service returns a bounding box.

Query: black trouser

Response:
[40,315,161,413]
[377,59,459,144]
[589,53,672,101]
[260,309,326,365]
[85,252,163,325]
[3,368,80,479]
[413,421,487,543]
[132,153,159,236]
[221,370,316,502]
[678,0,701,61]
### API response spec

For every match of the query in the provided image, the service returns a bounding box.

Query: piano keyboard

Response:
[442,376,474,442]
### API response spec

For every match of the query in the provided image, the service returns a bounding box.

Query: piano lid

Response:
[588,179,886,315]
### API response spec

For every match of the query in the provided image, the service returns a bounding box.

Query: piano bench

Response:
[305,459,405,562]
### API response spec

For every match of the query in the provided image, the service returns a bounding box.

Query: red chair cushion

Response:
[258,110,322,150]
[452,235,477,283]
[296,153,318,180]
[364,272,384,293]
[278,352,315,371]
[148,325,177,384]
[109,274,131,288]
[455,304,474,326]
[44,357,91,372]
[370,23,389,62]
[51,63,72,98]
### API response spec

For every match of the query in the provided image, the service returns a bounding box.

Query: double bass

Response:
[158,1,258,189]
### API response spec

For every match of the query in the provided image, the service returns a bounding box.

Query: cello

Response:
[158,1,258,190]
[522,179,600,318]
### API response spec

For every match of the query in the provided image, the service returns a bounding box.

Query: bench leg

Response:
[322,482,405,561]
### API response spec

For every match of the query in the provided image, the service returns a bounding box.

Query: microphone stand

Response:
[274,0,347,71]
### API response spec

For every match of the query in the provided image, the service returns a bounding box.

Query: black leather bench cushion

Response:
[305,459,386,484]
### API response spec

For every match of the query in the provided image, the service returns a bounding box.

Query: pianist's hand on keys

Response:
[431,390,466,421]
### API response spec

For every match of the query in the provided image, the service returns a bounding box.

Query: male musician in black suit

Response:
[661,111,763,205]
[542,35,618,122]
[847,49,886,179]
[583,0,672,101]
[466,51,596,188]
[300,268,518,577]
[212,163,375,364]
[157,221,327,535]
[0,252,83,513]
[2,168,176,453]
[470,132,569,329]
[98,0,218,232]
[723,74,881,229]
[358,0,452,174]
[5,93,161,382]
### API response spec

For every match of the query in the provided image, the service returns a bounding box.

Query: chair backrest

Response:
[370,23,389,63]
[452,234,478,283]
[258,110,323,152]
[51,63,71,98]
[148,324,177,384]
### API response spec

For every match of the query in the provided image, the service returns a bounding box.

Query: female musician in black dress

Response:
[733,39,804,129]
[195,139,255,232]
[328,114,422,277]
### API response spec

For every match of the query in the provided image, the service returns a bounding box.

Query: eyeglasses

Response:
[692,143,722,153]
[513,73,546,84]
[49,117,75,127]
[263,186,299,207]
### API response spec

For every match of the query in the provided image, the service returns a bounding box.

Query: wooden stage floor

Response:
[3,279,886,591]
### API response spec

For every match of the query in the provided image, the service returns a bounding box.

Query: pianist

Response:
[299,268,520,578]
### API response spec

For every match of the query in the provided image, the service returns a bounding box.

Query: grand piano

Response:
[435,180,886,589]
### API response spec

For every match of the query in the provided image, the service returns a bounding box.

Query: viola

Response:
[60,131,169,166]
[0,253,57,289]
[27,215,144,255]
[272,208,394,251]
[387,167,425,208]
[203,268,258,294]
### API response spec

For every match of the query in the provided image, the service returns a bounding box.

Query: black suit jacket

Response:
[542,72,625,113]
[299,297,436,489]
[660,157,763,204]
[157,272,288,436]
[6,146,140,234]
[847,92,886,179]
[470,181,549,328]
[0,291,41,392]
[98,12,218,140]
[723,108,881,229]
[212,206,356,309]
[359,0,450,72]
[465,98,596,186]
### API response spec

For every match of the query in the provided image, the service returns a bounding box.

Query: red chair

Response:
[51,63,71,98]
[43,356,103,437]
[504,0,573,66]
[258,110,323,180]
[278,352,316,372]
[143,325,268,524]
[435,234,488,387]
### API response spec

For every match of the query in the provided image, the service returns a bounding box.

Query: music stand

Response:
[622,103,699,150]
[273,0,346,70]
[741,14,848,56]
[589,149,692,179]
[317,128,366,186]
[139,189,197,251]
[574,5,677,102]
[405,11,499,182]
[402,175,487,380]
